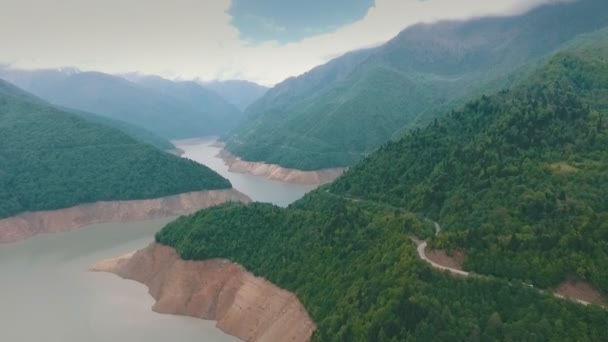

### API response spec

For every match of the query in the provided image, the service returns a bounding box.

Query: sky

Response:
[0,0,562,86]
[229,0,375,43]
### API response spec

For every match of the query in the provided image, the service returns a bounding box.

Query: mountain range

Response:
[225,0,608,170]
[0,67,266,142]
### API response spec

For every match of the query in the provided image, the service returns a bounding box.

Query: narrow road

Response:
[325,190,603,308]
[417,222,598,307]
[415,221,468,276]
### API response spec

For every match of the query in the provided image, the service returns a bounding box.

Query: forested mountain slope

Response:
[67,108,175,151]
[331,31,608,293]
[0,79,231,219]
[153,33,608,341]
[0,68,242,139]
[156,196,608,341]
[226,0,608,170]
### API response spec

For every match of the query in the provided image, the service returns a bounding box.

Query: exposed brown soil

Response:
[424,247,466,271]
[0,189,250,243]
[92,243,316,342]
[555,279,608,306]
[217,148,345,185]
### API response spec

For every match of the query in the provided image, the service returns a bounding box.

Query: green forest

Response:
[157,195,608,341]
[68,108,175,151]
[155,33,608,341]
[226,0,608,170]
[331,35,608,292]
[0,80,231,219]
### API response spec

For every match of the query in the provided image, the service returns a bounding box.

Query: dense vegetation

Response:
[68,108,175,150]
[0,68,243,139]
[155,29,608,340]
[0,79,231,219]
[331,34,608,292]
[157,195,608,341]
[226,0,608,170]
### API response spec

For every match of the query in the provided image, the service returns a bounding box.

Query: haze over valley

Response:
[1,0,608,341]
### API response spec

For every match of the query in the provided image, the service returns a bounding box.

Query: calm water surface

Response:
[175,137,316,207]
[0,219,238,342]
[0,138,313,341]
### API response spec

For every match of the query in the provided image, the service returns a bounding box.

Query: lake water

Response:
[174,137,316,207]
[0,138,314,341]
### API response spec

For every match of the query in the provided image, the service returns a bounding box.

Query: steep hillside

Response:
[202,80,268,111]
[226,0,608,170]
[0,79,231,219]
[155,196,608,341]
[0,68,242,139]
[150,34,608,340]
[67,109,175,151]
[331,31,608,292]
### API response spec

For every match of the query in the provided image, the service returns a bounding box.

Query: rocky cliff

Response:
[92,243,316,342]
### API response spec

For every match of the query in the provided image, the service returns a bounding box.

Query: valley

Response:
[2,0,608,341]
[0,137,314,341]
[174,138,318,206]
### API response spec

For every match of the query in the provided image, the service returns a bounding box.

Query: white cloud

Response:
[0,0,559,86]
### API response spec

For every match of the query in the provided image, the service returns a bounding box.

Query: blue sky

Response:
[229,0,375,43]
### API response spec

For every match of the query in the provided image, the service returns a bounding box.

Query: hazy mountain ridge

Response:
[0,67,244,140]
[226,0,608,171]
[202,80,268,111]
[126,74,244,134]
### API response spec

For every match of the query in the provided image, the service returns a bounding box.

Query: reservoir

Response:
[0,138,314,341]
[174,138,316,207]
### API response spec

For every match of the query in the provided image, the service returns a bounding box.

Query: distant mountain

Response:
[126,74,244,134]
[226,0,608,170]
[202,80,268,111]
[0,68,243,139]
[0,78,231,219]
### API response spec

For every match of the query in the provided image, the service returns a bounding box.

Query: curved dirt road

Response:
[417,222,598,307]
[325,190,603,308]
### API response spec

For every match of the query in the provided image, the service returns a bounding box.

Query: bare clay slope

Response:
[0,189,249,243]
[92,243,315,342]
[218,149,344,185]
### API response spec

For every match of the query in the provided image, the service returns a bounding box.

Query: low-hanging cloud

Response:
[0,0,561,85]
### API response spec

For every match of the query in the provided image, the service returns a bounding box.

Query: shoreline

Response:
[92,243,316,342]
[0,189,250,243]
[216,146,345,186]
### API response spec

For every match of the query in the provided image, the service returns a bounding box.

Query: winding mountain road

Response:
[416,222,598,307]
[325,189,608,310]
[324,190,603,308]
[416,221,469,277]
